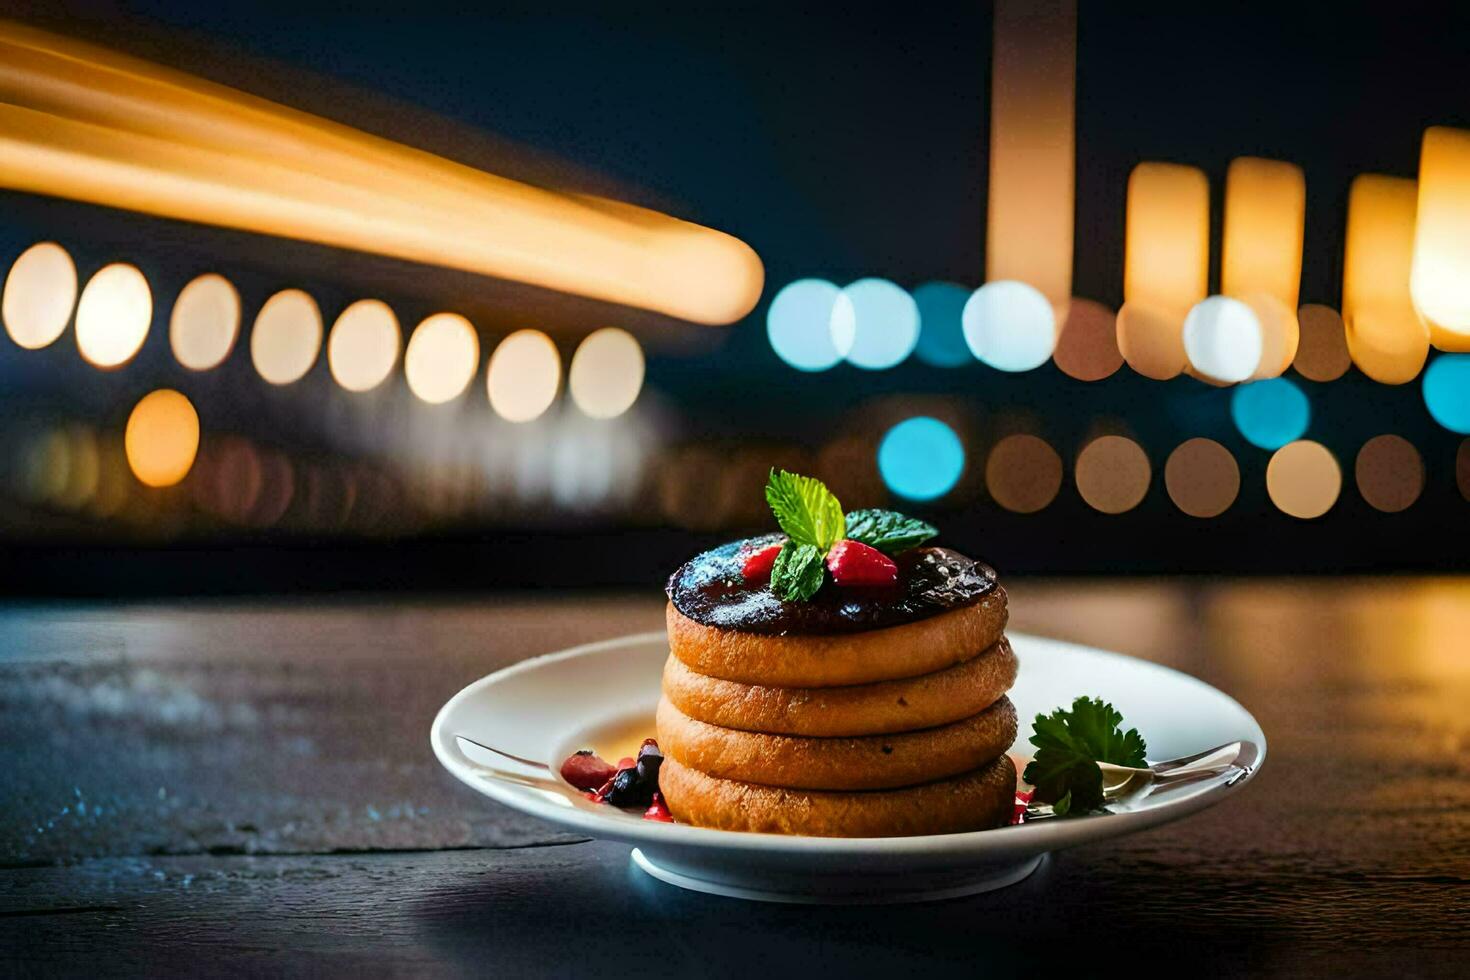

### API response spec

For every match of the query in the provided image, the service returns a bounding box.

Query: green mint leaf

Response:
[1052,790,1073,818]
[769,541,825,602]
[844,509,938,555]
[765,469,845,551]
[1021,696,1147,816]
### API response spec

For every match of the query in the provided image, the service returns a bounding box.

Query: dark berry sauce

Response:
[666,534,999,635]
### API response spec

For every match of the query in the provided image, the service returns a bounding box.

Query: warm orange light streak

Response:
[1221,158,1304,378]
[987,0,1074,309]
[1410,127,1470,351]
[1119,163,1209,379]
[0,21,763,325]
[1343,175,1429,384]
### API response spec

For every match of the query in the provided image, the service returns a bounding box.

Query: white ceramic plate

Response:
[431,631,1266,904]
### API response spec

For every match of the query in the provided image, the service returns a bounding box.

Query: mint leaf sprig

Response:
[760,469,940,601]
[1021,697,1147,817]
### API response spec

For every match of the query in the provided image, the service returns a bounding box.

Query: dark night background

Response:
[2,1,1468,593]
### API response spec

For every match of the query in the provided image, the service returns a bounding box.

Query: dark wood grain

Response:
[2,581,1468,978]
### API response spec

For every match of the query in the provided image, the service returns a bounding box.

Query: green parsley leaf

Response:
[1021,696,1147,816]
[769,541,825,602]
[764,469,845,551]
[844,509,937,555]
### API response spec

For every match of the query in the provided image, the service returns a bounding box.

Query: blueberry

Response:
[604,767,653,808]
[636,744,664,786]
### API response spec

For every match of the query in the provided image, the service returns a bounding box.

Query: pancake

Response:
[666,588,1008,687]
[656,695,1018,791]
[659,754,1018,837]
[661,636,1017,737]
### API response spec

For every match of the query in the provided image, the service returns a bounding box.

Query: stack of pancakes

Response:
[657,544,1018,837]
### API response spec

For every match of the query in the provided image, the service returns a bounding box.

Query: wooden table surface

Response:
[2,580,1468,978]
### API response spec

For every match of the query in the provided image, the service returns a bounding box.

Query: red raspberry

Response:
[741,543,783,581]
[560,750,617,791]
[826,539,898,587]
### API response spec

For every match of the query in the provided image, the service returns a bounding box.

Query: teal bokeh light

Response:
[912,282,972,368]
[1423,354,1470,433]
[766,278,843,372]
[1231,378,1310,450]
[878,417,965,501]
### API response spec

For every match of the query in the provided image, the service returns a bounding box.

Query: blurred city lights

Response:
[1231,377,1310,450]
[488,329,560,422]
[1164,438,1239,518]
[1266,440,1340,519]
[1410,127,1470,351]
[251,288,322,385]
[170,273,240,371]
[962,280,1056,372]
[877,417,964,501]
[0,21,762,326]
[1343,175,1429,384]
[1053,298,1122,381]
[987,0,1075,310]
[766,278,846,372]
[3,241,76,350]
[75,262,151,369]
[1182,295,1263,384]
[1120,162,1209,380]
[985,434,1062,513]
[54,424,100,511]
[1116,302,1188,381]
[327,298,399,392]
[1075,435,1150,514]
[1294,304,1352,382]
[405,312,478,404]
[1355,434,1423,513]
[124,389,200,487]
[830,278,919,370]
[569,327,644,419]
[1422,354,1470,433]
[911,282,972,368]
[1221,158,1305,377]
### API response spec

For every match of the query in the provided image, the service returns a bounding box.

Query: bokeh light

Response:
[1237,292,1299,380]
[569,327,644,419]
[1294,304,1351,381]
[1410,127,1470,351]
[986,434,1062,513]
[1355,434,1424,513]
[1221,158,1306,327]
[1075,435,1150,514]
[55,425,100,511]
[1182,296,1263,384]
[962,280,1056,372]
[830,278,919,369]
[1266,440,1341,519]
[1422,354,1470,433]
[912,282,972,368]
[170,273,240,371]
[405,312,479,404]
[251,288,322,385]
[1343,174,1429,384]
[3,242,77,350]
[877,417,964,501]
[75,262,152,369]
[766,279,845,372]
[328,298,399,392]
[1231,377,1310,450]
[17,428,70,504]
[1164,438,1239,518]
[488,329,560,422]
[1115,303,1188,380]
[1053,298,1122,381]
[125,389,200,488]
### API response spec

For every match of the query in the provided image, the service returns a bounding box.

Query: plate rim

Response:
[431,630,1267,856]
